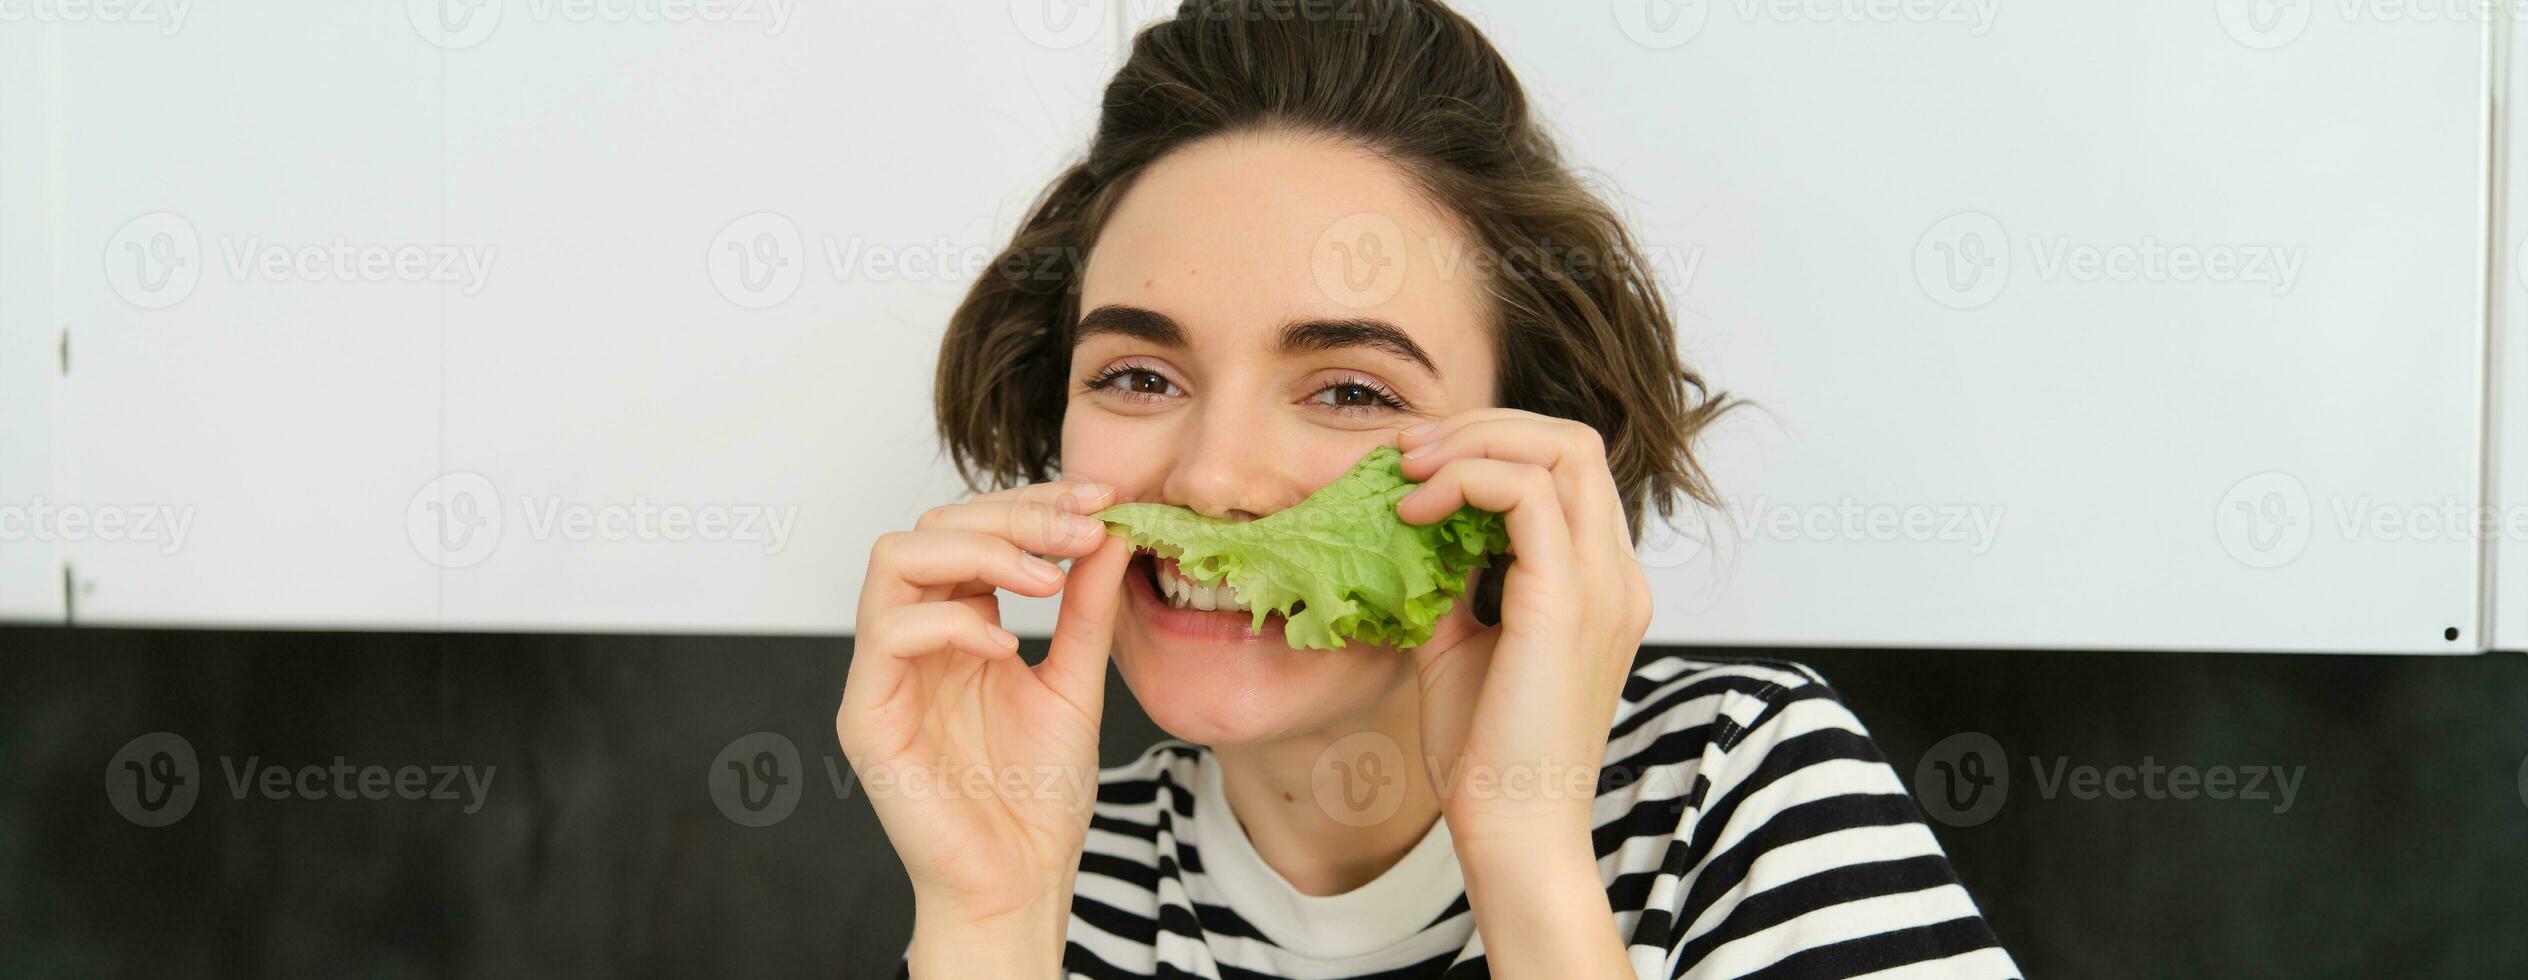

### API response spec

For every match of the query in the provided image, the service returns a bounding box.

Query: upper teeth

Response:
[1158,559,1252,612]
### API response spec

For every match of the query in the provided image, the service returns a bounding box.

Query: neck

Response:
[1211,680,1440,896]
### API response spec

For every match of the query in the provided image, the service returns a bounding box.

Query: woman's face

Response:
[1059,130,1500,746]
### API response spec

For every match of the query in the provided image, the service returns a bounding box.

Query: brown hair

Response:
[935,0,1736,540]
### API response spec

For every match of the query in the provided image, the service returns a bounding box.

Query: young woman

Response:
[840,2,2018,976]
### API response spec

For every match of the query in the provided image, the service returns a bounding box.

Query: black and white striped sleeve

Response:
[1625,661,2019,979]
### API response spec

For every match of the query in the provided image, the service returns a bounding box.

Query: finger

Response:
[864,529,1068,606]
[950,592,1000,621]
[917,589,1008,637]
[1397,457,1577,607]
[915,498,1112,558]
[1395,415,1626,562]
[865,601,1024,662]
[839,601,1022,748]
[1394,407,1548,455]
[1035,535,1130,714]
[966,480,1116,514]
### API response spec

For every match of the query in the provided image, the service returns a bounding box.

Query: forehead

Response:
[1079,130,1490,365]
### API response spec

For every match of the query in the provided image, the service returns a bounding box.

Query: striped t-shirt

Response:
[905,654,2020,979]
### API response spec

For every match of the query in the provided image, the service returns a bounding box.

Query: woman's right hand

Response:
[837,481,1129,968]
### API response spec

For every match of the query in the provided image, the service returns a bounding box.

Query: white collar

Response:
[1191,747,1467,959]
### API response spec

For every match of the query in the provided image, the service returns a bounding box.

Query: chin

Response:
[1113,549,1409,746]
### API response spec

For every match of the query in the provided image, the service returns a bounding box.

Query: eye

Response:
[1083,363,1182,400]
[1307,377,1409,413]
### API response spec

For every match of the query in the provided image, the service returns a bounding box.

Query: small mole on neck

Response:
[1282,792,1294,802]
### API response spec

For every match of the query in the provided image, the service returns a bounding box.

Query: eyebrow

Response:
[1073,304,1186,348]
[1276,317,1438,377]
[1073,304,1439,377]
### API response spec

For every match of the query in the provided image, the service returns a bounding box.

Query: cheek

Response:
[1057,398,1157,491]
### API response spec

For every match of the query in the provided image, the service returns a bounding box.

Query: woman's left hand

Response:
[1395,408,1653,852]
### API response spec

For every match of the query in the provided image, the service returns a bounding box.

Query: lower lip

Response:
[1126,554,1288,646]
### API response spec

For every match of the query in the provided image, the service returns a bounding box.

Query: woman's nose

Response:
[1162,405,1295,520]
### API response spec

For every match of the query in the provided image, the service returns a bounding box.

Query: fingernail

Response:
[988,625,1020,650]
[1402,422,1436,439]
[1062,514,1105,541]
[1023,556,1063,584]
[1403,441,1435,459]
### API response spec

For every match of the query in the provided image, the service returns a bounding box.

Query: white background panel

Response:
[0,1,2504,653]
[431,3,1115,632]
[1447,1,2487,653]
[0,23,64,620]
[48,6,445,627]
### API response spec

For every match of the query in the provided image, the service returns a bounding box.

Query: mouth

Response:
[1142,549,1253,612]
[1125,548,1290,644]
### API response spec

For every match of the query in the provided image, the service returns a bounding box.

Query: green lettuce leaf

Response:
[1092,445,1508,650]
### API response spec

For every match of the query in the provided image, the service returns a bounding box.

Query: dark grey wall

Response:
[2,626,2522,978]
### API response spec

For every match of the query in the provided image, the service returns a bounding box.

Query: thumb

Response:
[1036,534,1129,714]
